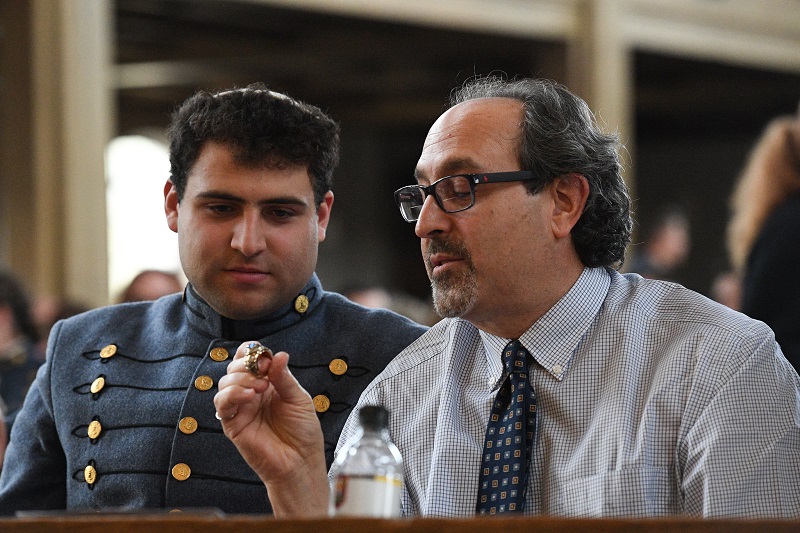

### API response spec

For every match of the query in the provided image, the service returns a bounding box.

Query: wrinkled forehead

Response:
[415,98,524,183]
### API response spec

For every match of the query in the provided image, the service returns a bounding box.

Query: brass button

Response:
[90,376,105,394]
[329,358,348,376]
[194,375,213,391]
[100,344,117,359]
[209,347,229,362]
[294,295,309,314]
[84,465,97,485]
[171,463,191,481]
[179,417,198,434]
[88,420,102,439]
[312,394,330,413]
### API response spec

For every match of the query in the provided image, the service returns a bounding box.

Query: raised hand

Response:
[214,342,330,516]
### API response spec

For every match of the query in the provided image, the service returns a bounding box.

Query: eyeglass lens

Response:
[396,175,474,221]
[434,175,473,212]
[396,188,424,221]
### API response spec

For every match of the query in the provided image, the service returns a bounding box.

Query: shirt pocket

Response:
[553,466,680,517]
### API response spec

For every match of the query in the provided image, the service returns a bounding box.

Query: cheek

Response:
[270,222,317,257]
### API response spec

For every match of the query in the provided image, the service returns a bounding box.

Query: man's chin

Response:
[432,287,475,319]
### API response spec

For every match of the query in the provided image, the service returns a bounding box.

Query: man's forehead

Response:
[438,97,522,124]
[415,98,523,180]
[424,98,522,147]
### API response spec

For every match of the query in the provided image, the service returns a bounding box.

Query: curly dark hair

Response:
[167,83,340,206]
[0,269,39,343]
[449,76,632,268]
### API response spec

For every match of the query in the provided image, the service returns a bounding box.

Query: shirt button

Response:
[100,344,117,359]
[194,375,213,391]
[312,394,331,413]
[88,420,102,439]
[171,463,191,481]
[179,417,198,434]
[90,376,105,394]
[328,358,348,376]
[552,364,563,374]
[209,347,229,362]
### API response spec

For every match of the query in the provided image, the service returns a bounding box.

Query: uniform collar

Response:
[182,273,323,341]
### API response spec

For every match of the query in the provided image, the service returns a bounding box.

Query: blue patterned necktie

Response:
[476,340,536,515]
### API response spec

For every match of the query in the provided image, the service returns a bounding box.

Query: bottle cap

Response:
[358,405,389,431]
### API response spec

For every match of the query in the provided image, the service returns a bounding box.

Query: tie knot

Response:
[502,340,528,375]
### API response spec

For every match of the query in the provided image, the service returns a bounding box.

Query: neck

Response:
[468,262,585,339]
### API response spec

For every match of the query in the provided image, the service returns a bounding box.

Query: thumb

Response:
[267,351,312,405]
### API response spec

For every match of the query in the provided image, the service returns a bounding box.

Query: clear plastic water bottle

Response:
[330,405,403,517]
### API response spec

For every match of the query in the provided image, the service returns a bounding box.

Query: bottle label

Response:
[334,474,402,517]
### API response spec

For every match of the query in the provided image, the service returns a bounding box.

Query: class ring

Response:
[243,342,273,376]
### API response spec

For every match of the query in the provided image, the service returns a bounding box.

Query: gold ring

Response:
[215,410,236,421]
[243,342,272,376]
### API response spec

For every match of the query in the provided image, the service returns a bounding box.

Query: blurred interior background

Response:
[1,0,800,310]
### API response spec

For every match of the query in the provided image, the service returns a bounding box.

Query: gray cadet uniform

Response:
[0,274,426,515]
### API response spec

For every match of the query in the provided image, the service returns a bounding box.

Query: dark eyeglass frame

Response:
[393,171,537,222]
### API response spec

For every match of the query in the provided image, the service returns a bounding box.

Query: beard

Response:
[425,237,478,318]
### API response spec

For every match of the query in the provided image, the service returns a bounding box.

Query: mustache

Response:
[425,237,470,262]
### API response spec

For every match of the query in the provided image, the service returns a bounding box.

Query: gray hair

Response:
[449,76,632,268]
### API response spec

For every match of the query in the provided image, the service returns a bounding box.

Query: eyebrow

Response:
[414,157,484,184]
[196,191,309,207]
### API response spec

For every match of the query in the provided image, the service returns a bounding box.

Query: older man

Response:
[215,77,800,519]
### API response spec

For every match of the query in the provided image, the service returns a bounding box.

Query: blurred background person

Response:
[344,285,438,326]
[0,269,43,432]
[727,108,800,372]
[626,204,691,283]
[117,269,184,303]
[31,295,91,359]
[709,270,743,311]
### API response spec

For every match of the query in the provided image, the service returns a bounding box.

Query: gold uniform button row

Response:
[171,463,191,481]
[101,344,233,363]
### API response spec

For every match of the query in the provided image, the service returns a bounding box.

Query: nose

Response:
[231,210,267,257]
[414,194,449,239]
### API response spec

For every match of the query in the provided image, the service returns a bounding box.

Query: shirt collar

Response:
[479,266,611,386]
[182,273,323,341]
[520,266,610,381]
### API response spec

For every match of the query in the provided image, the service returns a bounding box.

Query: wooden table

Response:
[1,514,798,533]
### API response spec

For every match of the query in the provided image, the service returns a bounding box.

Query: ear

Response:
[317,191,334,242]
[549,173,589,239]
[164,180,179,233]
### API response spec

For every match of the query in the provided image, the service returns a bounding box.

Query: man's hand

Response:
[214,342,330,517]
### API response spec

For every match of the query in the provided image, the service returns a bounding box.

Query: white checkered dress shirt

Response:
[334,267,800,518]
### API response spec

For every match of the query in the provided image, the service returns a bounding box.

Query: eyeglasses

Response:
[393,171,536,222]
